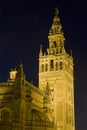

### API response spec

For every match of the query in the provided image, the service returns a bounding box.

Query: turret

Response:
[14,63,25,97]
[9,68,17,81]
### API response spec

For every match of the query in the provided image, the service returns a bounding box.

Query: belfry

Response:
[0,8,75,130]
[39,8,75,130]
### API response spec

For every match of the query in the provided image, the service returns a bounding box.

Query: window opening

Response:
[50,60,54,70]
[60,62,62,70]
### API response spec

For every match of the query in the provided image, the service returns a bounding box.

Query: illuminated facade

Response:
[39,8,75,130]
[0,8,75,130]
[0,64,54,130]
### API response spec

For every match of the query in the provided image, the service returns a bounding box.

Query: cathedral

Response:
[0,8,75,130]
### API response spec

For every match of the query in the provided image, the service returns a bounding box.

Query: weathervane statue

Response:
[55,7,59,16]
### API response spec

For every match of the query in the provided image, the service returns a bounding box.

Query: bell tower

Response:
[38,8,75,130]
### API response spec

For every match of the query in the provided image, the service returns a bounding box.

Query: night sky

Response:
[0,0,87,130]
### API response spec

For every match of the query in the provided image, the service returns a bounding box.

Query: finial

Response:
[40,44,42,51]
[39,44,43,56]
[55,7,59,16]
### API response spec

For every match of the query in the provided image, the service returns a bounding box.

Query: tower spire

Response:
[47,8,65,54]
[49,7,63,36]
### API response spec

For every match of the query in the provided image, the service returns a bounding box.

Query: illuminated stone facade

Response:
[0,64,54,130]
[39,8,75,130]
[0,8,75,130]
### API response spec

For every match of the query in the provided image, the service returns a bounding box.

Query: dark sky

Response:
[0,0,87,130]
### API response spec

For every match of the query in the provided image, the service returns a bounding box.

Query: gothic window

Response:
[50,60,54,71]
[2,111,9,121]
[1,109,12,122]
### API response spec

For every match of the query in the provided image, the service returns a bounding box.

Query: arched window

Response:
[56,62,58,70]
[41,64,44,72]
[1,109,12,122]
[45,64,48,71]
[60,62,62,70]
[50,60,54,71]
[53,41,57,47]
